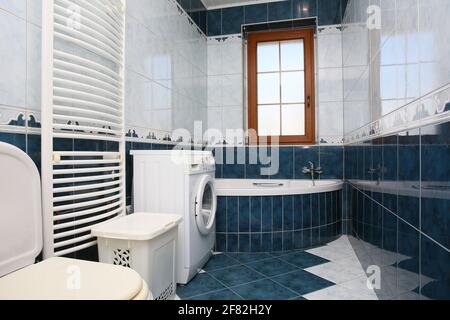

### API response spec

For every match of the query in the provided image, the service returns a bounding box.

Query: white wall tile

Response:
[221,74,242,107]
[318,32,343,69]
[0,10,26,108]
[26,0,41,27]
[0,0,26,19]
[319,101,344,137]
[318,68,343,102]
[26,22,41,111]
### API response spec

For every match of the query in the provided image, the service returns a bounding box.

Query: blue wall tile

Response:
[216,233,227,252]
[223,147,245,179]
[311,193,320,227]
[420,236,450,299]
[207,9,222,36]
[318,0,342,25]
[293,0,318,18]
[222,6,244,34]
[294,230,303,249]
[273,232,283,251]
[227,197,239,232]
[302,194,312,229]
[382,208,397,252]
[244,3,268,24]
[227,233,239,252]
[239,234,250,252]
[251,233,262,252]
[283,231,293,251]
[262,196,273,232]
[283,196,294,231]
[239,197,250,232]
[0,132,26,152]
[319,192,326,226]
[383,137,398,181]
[216,197,227,232]
[320,147,343,179]
[250,196,262,232]
[246,147,271,179]
[273,196,283,232]
[421,197,450,249]
[271,147,294,179]
[268,0,293,21]
[261,233,273,251]
[27,134,41,172]
[293,195,303,230]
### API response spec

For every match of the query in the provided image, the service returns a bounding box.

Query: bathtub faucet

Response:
[368,164,382,186]
[302,162,323,186]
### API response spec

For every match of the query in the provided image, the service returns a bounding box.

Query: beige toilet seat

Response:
[0,257,149,300]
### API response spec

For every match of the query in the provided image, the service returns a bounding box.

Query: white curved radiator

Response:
[41,0,126,258]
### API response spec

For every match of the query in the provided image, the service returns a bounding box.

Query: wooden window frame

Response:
[247,28,316,145]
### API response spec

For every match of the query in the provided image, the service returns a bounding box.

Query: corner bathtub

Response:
[213,179,344,253]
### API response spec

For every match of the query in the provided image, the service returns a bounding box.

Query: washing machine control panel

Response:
[187,155,216,174]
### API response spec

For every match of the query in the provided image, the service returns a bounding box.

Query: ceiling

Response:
[201,0,282,10]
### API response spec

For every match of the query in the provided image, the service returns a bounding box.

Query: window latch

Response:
[307,96,311,108]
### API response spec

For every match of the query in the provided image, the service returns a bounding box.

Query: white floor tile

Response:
[305,261,363,284]
[307,244,354,261]
[304,285,378,300]
[340,276,379,300]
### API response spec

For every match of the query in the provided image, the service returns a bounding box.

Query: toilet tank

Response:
[0,142,43,277]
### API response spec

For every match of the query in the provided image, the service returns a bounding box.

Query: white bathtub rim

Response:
[214,179,344,196]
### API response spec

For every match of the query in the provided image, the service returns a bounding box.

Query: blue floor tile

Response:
[231,279,298,300]
[209,265,265,287]
[226,253,272,264]
[189,289,242,300]
[278,251,329,268]
[203,254,240,271]
[177,273,225,299]
[246,258,298,277]
[272,270,335,295]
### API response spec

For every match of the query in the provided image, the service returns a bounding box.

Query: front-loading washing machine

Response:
[131,150,216,284]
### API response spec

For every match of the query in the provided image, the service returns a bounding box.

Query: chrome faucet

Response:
[302,162,323,186]
[368,164,382,186]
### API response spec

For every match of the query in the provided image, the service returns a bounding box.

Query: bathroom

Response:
[0,0,449,302]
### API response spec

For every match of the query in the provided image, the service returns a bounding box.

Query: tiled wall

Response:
[343,0,450,135]
[214,146,343,180]
[176,0,207,34]
[205,0,346,145]
[344,121,450,300]
[125,0,208,139]
[206,35,244,144]
[215,191,342,253]
[0,1,42,150]
[0,0,209,148]
[341,0,450,300]
[205,0,348,36]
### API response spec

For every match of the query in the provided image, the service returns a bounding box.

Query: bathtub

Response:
[213,179,344,253]
[215,179,343,196]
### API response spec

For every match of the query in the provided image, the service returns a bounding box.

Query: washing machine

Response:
[131,150,216,284]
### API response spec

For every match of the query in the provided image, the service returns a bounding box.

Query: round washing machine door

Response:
[194,175,217,236]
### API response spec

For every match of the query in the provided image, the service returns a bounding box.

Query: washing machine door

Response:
[195,175,217,236]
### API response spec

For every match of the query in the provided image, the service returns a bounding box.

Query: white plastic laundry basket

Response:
[91,213,182,300]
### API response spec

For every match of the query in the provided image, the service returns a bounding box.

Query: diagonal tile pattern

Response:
[176,236,378,300]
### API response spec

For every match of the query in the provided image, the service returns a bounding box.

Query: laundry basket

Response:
[91,213,182,300]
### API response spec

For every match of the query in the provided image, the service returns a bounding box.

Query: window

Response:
[248,29,316,144]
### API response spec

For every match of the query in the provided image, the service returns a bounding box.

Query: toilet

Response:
[0,142,151,300]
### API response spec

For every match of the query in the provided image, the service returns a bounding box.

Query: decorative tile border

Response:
[344,83,450,144]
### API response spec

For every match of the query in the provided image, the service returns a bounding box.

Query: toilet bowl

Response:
[0,142,151,300]
[0,258,150,300]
